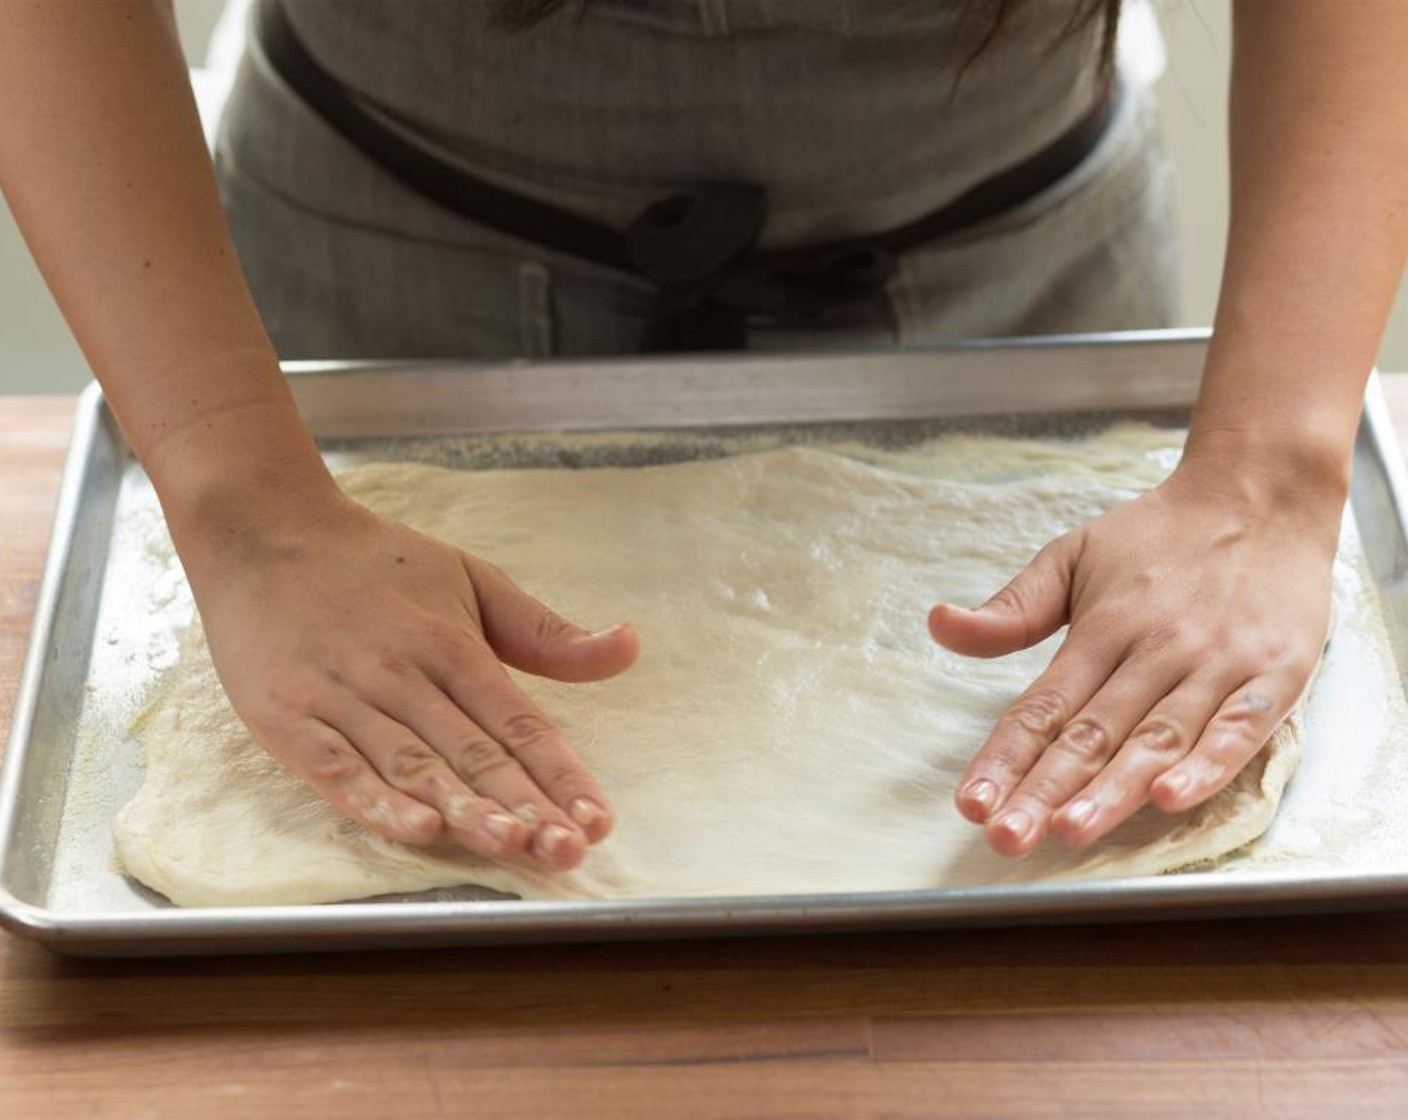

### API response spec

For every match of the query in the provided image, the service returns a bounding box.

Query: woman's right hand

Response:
[176,479,640,871]
[1,0,647,872]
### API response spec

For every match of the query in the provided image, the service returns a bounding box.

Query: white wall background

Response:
[1,1,1405,393]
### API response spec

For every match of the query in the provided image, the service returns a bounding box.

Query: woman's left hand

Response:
[928,448,1342,856]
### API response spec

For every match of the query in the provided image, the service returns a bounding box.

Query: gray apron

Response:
[216,0,1180,359]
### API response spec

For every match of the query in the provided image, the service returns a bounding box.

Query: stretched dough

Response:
[114,435,1300,907]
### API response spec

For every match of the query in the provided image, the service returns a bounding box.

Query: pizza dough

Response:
[113,429,1302,907]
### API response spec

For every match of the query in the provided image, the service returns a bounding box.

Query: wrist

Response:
[1173,423,1351,531]
[1181,341,1362,519]
[149,397,343,570]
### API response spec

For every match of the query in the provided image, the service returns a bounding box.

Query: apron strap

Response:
[258,0,1114,353]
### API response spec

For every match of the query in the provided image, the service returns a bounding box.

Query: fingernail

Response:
[1160,771,1191,798]
[1063,799,1096,830]
[512,803,540,827]
[995,810,1034,844]
[964,779,999,816]
[569,797,607,829]
[484,812,519,844]
[934,602,972,622]
[579,623,626,643]
[538,824,576,860]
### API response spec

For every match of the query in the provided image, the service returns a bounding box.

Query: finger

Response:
[928,533,1079,659]
[1048,673,1230,847]
[379,671,605,862]
[277,718,445,847]
[469,556,640,683]
[442,659,614,852]
[1149,674,1296,814]
[333,701,538,862]
[407,634,613,845]
[983,655,1186,857]
[953,630,1119,829]
[409,628,603,869]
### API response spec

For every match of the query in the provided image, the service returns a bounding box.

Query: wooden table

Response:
[5,389,1408,1120]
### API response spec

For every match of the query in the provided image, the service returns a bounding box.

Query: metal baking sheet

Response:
[5,330,1408,957]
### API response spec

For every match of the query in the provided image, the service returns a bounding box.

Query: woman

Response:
[0,1,1402,874]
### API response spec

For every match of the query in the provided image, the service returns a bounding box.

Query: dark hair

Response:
[491,0,1123,76]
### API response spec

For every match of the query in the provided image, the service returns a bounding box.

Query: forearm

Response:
[1186,0,1408,504]
[0,0,332,544]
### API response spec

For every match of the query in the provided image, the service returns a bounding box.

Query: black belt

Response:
[258,0,1115,353]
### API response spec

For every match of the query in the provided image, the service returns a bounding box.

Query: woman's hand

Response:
[178,483,640,871]
[933,0,1408,860]
[928,447,1341,857]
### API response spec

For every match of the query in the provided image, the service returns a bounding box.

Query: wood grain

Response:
[0,397,75,745]
[5,386,1408,1119]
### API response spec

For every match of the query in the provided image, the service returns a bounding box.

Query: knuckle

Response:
[301,734,366,785]
[1200,724,1265,767]
[983,582,1038,646]
[264,678,321,720]
[1251,636,1294,667]
[975,743,1035,785]
[499,712,561,754]
[1126,716,1188,759]
[1211,703,1268,739]
[1052,717,1112,763]
[1260,640,1318,682]
[1223,641,1280,677]
[421,620,472,671]
[984,582,1026,616]
[1228,634,1319,680]
[542,762,585,791]
[1140,617,1194,656]
[1002,688,1069,741]
[533,605,576,647]
[375,649,419,683]
[453,737,515,782]
[1034,534,1075,574]
[383,743,445,788]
